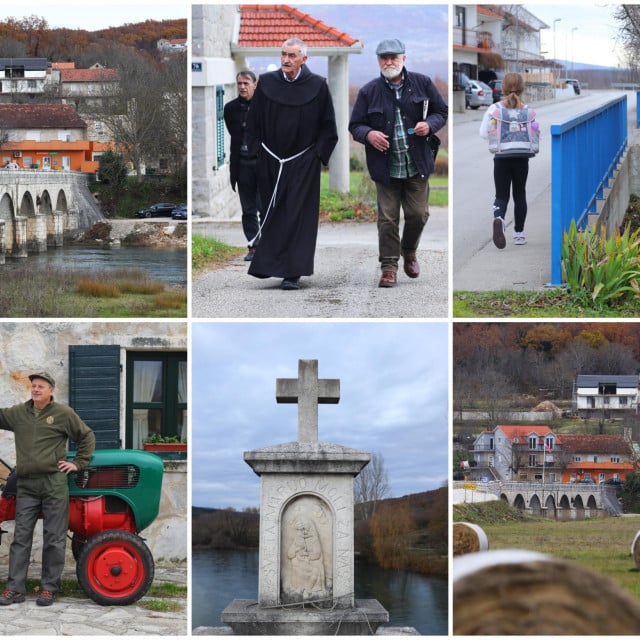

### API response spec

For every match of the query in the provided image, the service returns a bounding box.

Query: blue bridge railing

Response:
[549,96,628,285]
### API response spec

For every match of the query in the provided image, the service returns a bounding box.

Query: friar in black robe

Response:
[246,63,338,284]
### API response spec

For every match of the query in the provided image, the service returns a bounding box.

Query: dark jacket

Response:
[349,68,448,184]
[223,96,254,191]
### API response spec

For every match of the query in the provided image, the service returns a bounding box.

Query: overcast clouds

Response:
[527,4,622,68]
[192,322,449,510]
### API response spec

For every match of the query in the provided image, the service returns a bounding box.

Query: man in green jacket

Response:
[0,372,95,607]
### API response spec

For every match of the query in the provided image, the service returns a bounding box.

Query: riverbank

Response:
[74,219,188,248]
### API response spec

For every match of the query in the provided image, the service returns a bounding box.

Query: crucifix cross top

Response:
[276,359,340,442]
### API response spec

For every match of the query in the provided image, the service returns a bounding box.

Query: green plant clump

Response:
[561,220,640,309]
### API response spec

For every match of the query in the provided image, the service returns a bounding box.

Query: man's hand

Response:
[367,130,390,152]
[413,121,430,136]
[58,460,78,475]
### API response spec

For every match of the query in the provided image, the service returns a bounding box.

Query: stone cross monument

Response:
[222,359,389,635]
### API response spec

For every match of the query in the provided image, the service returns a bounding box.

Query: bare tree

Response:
[354,452,390,519]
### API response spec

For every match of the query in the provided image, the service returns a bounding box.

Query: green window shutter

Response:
[69,345,121,450]
[216,84,225,166]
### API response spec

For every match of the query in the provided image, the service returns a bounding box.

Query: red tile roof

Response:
[497,425,554,441]
[559,434,631,455]
[60,68,119,82]
[238,5,361,48]
[51,62,76,70]
[0,104,86,129]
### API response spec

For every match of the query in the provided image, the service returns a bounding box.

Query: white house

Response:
[574,374,640,416]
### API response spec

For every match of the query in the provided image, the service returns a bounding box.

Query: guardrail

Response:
[549,96,628,285]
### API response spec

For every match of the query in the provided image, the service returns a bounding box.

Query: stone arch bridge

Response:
[0,170,102,263]
[455,481,622,519]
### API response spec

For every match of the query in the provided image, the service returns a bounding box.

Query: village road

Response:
[192,207,448,319]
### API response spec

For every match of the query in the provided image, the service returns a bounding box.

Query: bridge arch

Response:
[529,494,542,516]
[587,494,598,510]
[513,494,526,511]
[544,494,556,518]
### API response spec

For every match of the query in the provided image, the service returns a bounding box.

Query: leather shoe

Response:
[378,271,397,288]
[281,277,300,290]
[404,255,420,278]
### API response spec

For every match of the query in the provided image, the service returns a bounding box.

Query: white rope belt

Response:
[248,142,313,247]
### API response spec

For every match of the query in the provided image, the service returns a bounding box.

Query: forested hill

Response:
[0,16,187,59]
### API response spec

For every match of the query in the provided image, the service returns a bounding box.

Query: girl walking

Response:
[479,72,539,248]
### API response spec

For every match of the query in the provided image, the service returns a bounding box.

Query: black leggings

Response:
[493,156,529,233]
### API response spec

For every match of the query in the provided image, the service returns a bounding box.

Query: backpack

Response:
[488,106,539,157]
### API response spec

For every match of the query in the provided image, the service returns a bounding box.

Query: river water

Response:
[0,245,187,287]
[192,548,448,635]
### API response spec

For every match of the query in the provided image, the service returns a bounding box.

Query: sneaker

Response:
[281,277,300,290]
[0,589,25,605]
[513,233,527,245]
[36,590,54,606]
[492,217,506,249]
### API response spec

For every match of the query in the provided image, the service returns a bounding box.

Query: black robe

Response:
[247,65,338,279]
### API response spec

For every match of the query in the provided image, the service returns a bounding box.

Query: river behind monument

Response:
[192,548,448,635]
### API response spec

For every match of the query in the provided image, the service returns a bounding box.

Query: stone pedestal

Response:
[221,360,389,635]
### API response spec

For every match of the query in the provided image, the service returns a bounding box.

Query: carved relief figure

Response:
[287,516,326,597]
[281,495,333,605]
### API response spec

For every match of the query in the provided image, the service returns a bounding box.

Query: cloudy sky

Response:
[527,4,623,68]
[244,4,449,86]
[2,1,186,30]
[192,322,449,510]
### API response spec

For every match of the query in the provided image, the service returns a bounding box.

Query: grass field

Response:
[454,500,640,600]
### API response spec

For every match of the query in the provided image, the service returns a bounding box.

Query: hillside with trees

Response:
[0,15,186,60]
[454,322,640,441]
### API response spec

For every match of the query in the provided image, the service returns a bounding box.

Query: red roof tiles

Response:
[0,104,86,129]
[60,68,119,82]
[238,5,360,48]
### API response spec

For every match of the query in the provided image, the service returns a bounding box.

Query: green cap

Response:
[29,371,56,388]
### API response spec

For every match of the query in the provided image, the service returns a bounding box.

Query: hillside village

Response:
[0,19,186,177]
[454,324,640,493]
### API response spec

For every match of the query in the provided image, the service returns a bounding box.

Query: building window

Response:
[216,84,225,166]
[529,454,537,467]
[126,351,187,448]
[528,436,538,449]
[620,396,628,406]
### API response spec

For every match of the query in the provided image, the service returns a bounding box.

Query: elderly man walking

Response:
[350,38,448,288]
[246,37,338,290]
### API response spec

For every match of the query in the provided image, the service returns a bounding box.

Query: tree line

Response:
[454,323,640,414]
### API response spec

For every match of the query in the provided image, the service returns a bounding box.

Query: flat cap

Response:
[29,371,55,387]
[376,38,405,56]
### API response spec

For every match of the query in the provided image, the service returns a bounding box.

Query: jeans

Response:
[376,175,430,272]
[237,157,261,247]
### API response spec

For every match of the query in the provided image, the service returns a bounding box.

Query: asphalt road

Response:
[192,207,448,319]
[452,90,638,291]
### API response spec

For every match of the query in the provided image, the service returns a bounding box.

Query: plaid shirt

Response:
[388,81,418,179]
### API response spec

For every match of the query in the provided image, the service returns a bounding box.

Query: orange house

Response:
[559,434,637,484]
[2,140,113,173]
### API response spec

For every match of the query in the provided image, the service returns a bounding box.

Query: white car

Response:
[465,80,493,109]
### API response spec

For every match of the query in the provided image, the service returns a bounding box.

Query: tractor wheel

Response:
[76,530,154,606]
[71,533,86,561]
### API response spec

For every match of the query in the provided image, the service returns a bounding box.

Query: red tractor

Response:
[0,449,163,605]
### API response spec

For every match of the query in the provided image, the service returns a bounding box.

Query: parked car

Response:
[171,204,188,220]
[465,80,493,109]
[488,79,502,103]
[135,202,178,218]
[566,78,581,95]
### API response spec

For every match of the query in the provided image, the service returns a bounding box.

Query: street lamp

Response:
[553,18,562,82]
[571,27,578,75]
